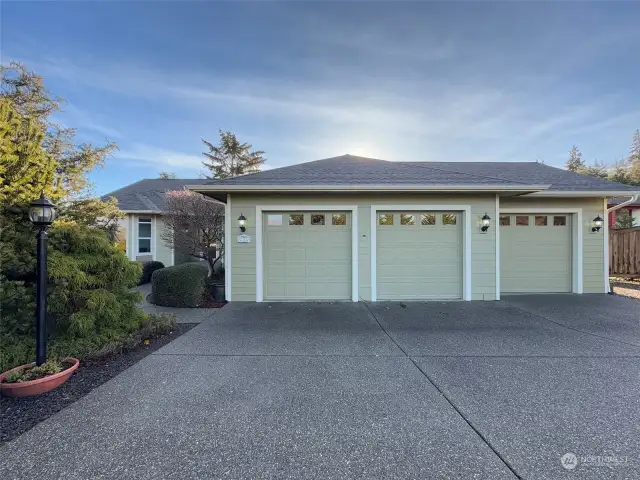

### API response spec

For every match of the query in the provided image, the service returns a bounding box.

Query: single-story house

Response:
[102,178,212,266]
[188,154,640,302]
[607,197,640,227]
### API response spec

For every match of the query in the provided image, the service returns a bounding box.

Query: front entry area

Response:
[500,213,573,293]
[262,211,352,300]
[376,211,463,300]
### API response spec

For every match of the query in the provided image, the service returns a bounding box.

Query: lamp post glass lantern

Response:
[29,194,57,366]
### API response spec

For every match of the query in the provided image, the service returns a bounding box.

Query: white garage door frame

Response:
[255,205,359,302]
[370,204,472,301]
[499,207,583,294]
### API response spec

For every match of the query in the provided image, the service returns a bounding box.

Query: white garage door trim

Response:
[370,204,472,301]
[500,207,583,294]
[255,205,359,302]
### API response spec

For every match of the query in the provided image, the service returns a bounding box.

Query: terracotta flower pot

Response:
[0,357,79,397]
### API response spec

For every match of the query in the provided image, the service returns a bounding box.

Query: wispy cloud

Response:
[117,144,203,170]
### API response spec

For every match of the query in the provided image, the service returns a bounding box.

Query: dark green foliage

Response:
[139,261,165,285]
[0,313,176,372]
[151,263,208,307]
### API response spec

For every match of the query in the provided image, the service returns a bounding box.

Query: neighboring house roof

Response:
[102,179,211,212]
[608,196,640,207]
[190,155,639,195]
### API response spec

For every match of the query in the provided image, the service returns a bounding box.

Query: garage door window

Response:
[400,214,415,225]
[553,216,567,226]
[442,213,457,226]
[267,214,282,226]
[289,214,304,225]
[500,216,510,226]
[535,216,547,226]
[332,214,347,226]
[421,214,436,225]
[311,214,325,226]
[379,213,394,226]
[516,215,529,226]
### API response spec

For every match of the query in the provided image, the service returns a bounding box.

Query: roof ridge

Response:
[405,162,534,186]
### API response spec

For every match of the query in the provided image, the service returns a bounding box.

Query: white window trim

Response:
[135,216,155,258]
[499,208,583,294]
[255,205,359,302]
[225,195,232,301]
[370,204,472,302]
[603,198,609,293]
[495,194,500,301]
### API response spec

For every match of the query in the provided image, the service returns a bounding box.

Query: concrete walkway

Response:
[133,283,218,324]
[1,295,638,479]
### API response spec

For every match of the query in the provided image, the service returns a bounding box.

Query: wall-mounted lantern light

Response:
[481,213,491,233]
[238,213,247,232]
[592,215,604,233]
[28,193,57,366]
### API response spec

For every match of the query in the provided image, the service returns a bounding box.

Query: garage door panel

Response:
[264,211,351,301]
[500,214,572,293]
[377,211,463,300]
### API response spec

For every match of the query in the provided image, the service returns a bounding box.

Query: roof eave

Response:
[120,210,164,214]
[186,184,551,193]
[530,190,640,197]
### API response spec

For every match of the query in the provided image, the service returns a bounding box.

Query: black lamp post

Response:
[28,193,57,366]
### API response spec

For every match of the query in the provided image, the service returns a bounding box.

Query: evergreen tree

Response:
[565,145,584,172]
[202,130,266,179]
[158,171,177,179]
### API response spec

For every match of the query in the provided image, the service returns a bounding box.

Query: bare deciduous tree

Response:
[161,190,224,275]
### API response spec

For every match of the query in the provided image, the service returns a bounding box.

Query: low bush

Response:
[139,261,165,285]
[151,263,208,307]
[0,313,177,372]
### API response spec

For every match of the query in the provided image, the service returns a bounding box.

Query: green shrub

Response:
[139,261,165,285]
[151,263,208,307]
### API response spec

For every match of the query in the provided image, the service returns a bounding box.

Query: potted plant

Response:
[0,358,80,397]
[210,267,225,301]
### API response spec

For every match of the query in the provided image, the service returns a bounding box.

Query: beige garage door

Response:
[263,211,351,300]
[377,211,463,300]
[500,214,572,293]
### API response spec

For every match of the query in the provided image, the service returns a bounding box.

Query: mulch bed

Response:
[0,323,198,445]
[611,277,640,300]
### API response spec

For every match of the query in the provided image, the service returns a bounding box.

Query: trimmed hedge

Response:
[139,261,165,285]
[151,263,208,307]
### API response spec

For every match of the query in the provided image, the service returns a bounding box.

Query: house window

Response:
[535,216,548,226]
[499,216,510,226]
[421,214,436,225]
[378,213,393,226]
[267,214,282,226]
[400,214,415,225]
[516,215,529,226]
[332,214,347,225]
[442,213,457,225]
[138,218,152,253]
[289,214,304,225]
[553,216,567,226]
[311,214,325,226]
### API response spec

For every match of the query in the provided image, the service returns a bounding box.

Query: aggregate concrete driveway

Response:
[1,295,639,480]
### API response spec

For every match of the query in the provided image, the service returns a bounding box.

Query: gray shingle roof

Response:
[207,155,638,192]
[102,179,211,212]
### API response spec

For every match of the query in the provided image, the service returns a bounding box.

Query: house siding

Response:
[230,193,498,301]
[120,214,175,267]
[500,196,606,294]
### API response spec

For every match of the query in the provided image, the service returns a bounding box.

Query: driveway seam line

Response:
[506,303,640,349]
[362,302,522,480]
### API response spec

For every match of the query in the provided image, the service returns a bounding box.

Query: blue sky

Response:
[3,1,639,195]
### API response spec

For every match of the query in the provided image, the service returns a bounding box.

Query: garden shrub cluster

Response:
[151,263,208,307]
[139,261,165,285]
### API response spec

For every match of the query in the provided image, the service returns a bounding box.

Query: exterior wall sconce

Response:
[238,213,247,232]
[592,215,604,233]
[481,213,491,233]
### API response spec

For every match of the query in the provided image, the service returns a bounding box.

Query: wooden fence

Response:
[609,227,640,276]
